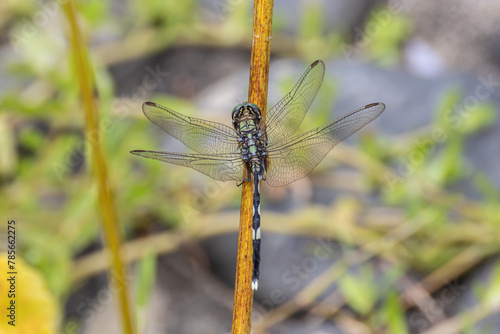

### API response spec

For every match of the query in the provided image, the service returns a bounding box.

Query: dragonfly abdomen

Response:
[251,175,262,290]
[246,139,266,290]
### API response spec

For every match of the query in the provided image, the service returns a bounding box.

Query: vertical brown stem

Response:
[231,0,274,333]
[63,2,134,334]
[248,0,274,111]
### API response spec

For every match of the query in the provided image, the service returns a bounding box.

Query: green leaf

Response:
[473,172,500,203]
[482,261,500,309]
[338,267,377,315]
[382,292,408,334]
[135,253,156,307]
[135,253,157,332]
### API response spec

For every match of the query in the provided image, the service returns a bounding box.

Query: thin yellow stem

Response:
[232,0,274,333]
[62,2,134,334]
[248,1,273,111]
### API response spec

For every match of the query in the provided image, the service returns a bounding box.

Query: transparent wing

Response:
[142,102,240,155]
[263,60,325,144]
[265,103,385,187]
[131,150,247,182]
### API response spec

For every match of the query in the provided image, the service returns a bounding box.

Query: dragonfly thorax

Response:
[231,103,268,178]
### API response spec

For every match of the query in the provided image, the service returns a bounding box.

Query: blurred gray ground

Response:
[400,0,500,74]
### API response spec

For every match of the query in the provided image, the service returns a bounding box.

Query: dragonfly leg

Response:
[251,174,262,291]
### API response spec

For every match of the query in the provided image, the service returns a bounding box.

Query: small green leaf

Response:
[338,267,377,315]
[135,253,156,307]
[382,292,408,334]
[473,172,500,203]
[482,261,500,309]
[135,253,157,333]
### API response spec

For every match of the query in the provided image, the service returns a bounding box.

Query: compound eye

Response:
[232,103,244,119]
[247,103,262,115]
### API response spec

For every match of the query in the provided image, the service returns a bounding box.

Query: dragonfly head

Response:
[232,103,262,129]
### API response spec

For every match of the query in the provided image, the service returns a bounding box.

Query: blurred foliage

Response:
[1,0,500,333]
[362,6,413,66]
[296,2,344,61]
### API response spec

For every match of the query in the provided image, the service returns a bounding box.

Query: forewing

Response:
[263,60,325,143]
[265,103,385,187]
[142,102,240,155]
[131,150,246,182]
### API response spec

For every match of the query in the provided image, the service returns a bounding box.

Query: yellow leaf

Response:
[0,253,58,333]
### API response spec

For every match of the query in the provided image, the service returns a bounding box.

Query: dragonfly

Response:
[131,60,385,290]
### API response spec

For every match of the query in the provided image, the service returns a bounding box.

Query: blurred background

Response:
[1,0,500,333]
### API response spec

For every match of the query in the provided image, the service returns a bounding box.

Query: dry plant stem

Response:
[63,2,134,334]
[232,0,273,333]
